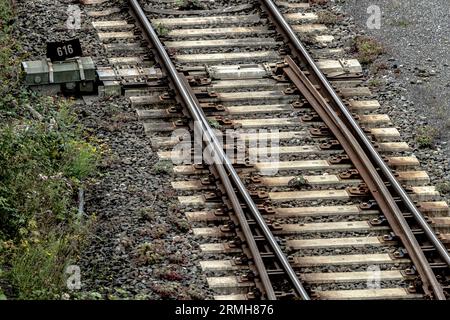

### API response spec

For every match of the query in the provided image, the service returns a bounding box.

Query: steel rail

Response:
[128,0,310,300]
[259,0,449,299]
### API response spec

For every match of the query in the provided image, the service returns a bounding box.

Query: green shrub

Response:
[63,141,99,181]
[9,234,68,299]
[353,36,385,64]
[156,23,169,36]
[153,160,173,174]
[173,219,190,232]
[138,207,155,222]
[0,1,15,29]
[150,224,168,239]
[0,107,99,238]
[416,126,438,149]
[0,2,99,299]
[208,119,222,129]
[135,241,166,265]
[0,109,98,298]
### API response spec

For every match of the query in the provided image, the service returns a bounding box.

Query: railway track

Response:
[82,0,450,300]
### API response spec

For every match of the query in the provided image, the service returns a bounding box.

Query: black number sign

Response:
[46,39,82,61]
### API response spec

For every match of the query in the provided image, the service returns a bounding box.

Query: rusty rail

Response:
[129,0,310,300]
[260,0,448,299]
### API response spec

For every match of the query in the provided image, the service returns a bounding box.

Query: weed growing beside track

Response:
[353,36,385,65]
[0,2,99,299]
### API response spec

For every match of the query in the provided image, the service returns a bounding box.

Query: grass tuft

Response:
[135,241,166,266]
[436,182,450,194]
[353,36,385,64]
[416,126,438,149]
[368,78,383,88]
[208,119,222,129]
[155,23,169,37]
[152,160,173,175]
[391,19,410,28]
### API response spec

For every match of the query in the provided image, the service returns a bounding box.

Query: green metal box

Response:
[22,57,96,86]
